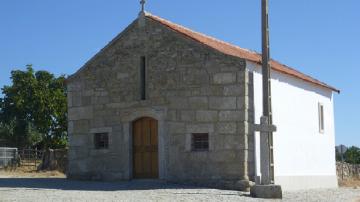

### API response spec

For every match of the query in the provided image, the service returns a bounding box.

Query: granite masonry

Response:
[66,13,255,190]
[337,162,360,180]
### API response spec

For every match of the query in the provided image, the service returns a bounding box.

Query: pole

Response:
[341,146,344,180]
[261,0,274,184]
[262,0,270,115]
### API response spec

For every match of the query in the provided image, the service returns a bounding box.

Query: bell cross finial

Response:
[140,0,146,12]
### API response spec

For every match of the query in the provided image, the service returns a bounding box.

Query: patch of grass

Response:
[1,164,65,178]
[0,169,65,178]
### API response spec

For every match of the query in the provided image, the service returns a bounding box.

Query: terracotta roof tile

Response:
[145,12,339,93]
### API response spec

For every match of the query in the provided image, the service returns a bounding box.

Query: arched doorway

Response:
[132,117,159,178]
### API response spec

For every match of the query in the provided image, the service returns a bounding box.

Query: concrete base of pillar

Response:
[250,184,283,199]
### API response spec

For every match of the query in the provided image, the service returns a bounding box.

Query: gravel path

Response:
[0,177,359,202]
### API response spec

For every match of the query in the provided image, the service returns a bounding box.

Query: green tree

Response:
[0,65,67,149]
[344,146,360,164]
[335,148,342,161]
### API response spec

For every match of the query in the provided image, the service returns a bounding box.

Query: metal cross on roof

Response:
[140,0,146,12]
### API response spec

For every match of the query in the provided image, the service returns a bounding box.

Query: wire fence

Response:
[1,148,67,172]
[18,149,43,170]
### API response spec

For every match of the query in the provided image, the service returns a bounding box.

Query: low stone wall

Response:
[337,162,360,180]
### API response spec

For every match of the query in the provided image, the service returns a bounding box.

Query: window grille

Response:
[191,133,209,151]
[94,133,109,149]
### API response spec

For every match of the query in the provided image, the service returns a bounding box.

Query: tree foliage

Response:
[335,149,342,161]
[0,65,67,149]
[344,146,360,164]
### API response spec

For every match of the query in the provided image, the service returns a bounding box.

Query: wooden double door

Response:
[132,117,159,178]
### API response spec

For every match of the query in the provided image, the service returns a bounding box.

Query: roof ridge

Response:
[145,12,339,93]
[145,12,261,58]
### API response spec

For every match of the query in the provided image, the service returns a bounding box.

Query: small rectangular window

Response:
[140,56,146,100]
[191,133,209,151]
[94,133,109,149]
[318,103,324,133]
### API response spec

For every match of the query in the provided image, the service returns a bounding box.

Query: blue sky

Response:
[1,1,359,146]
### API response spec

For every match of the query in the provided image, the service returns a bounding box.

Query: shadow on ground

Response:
[0,178,239,192]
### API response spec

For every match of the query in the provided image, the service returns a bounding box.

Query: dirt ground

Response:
[339,179,360,188]
[0,171,359,202]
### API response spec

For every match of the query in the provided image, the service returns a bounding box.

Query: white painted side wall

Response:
[247,61,338,190]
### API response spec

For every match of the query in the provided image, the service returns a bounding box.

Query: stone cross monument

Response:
[250,0,282,198]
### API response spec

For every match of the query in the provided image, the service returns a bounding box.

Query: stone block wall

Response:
[337,162,360,180]
[66,15,254,185]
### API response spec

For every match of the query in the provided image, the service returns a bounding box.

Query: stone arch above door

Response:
[120,107,166,123]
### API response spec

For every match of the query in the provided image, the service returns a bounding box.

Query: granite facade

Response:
[66,14,255,190]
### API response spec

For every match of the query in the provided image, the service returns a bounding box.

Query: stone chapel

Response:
[66,11,339,190]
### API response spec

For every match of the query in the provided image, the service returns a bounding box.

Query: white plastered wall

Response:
[247,61,338,190]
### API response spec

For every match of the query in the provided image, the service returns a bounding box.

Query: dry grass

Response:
[0,166,65,178]
[339,178,360,189]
